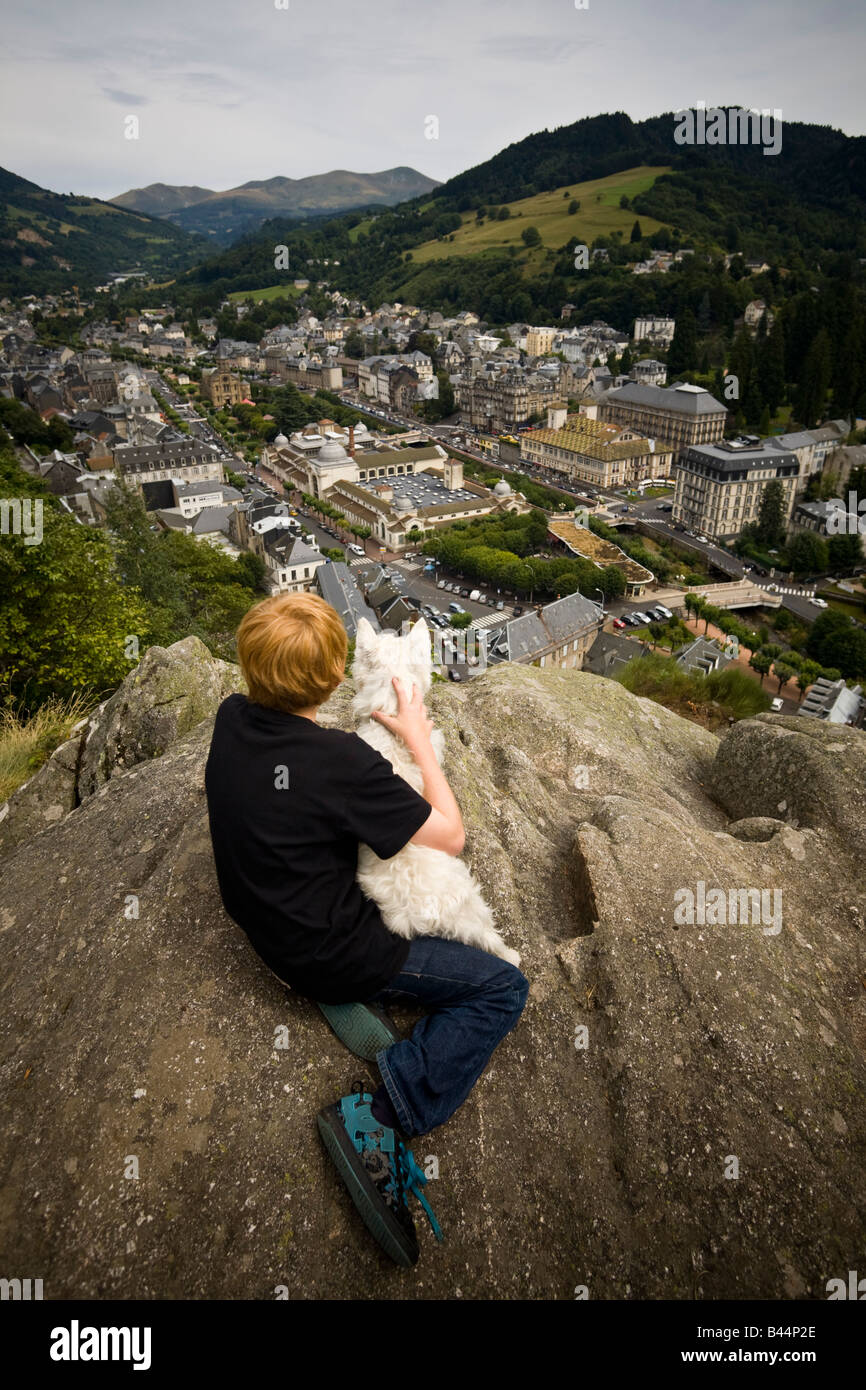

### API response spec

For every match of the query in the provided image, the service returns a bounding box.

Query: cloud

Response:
[102,88,149,106]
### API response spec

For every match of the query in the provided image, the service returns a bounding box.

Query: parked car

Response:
[469,589,482,602]
[612,617,626,630]
[513,605,524,616]
[495,600,505,611]
[808,597,828,608]
[653,604,673,619]
[447,669,463,682]
[348,543,365,556]
[437,579,447,589]
[448,601,466,614]
[460,588,470,598]
[771,698,784,712]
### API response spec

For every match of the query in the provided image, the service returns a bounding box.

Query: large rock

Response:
[711,712,866,862]
[77,635,245,799]
[0,646,863,1299]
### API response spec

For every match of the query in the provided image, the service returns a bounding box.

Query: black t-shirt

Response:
[204,693,432,1003]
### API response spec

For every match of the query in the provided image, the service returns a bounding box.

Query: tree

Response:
[521,226,541,247]
[620,195,631,209]
[568,200,579,215]
[755,480,786,547]
[0,492,148,710]
[749,649,772,678]
[630,219,643,243]
[806,608,866,678]
[794,328,832,427]
[827,532,863,571]
[787,531,829,576]
[772,660,796,693]
[757,319,786,415]
[666,309,697,377]
[796,660,821,702]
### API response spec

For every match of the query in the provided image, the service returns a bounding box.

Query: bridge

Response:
[648,581,781,611]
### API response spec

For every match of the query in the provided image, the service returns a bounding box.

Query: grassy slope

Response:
[409,166,671,266]
[227,283,304,303]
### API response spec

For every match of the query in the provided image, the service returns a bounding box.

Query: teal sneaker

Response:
[317,1083,443,1267]
[317,1001,401,1062]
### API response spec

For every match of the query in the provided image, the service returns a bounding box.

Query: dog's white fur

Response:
[352,617,520,967]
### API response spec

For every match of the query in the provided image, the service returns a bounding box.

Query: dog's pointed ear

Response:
[355,617,376,653]
[409,617,430,654]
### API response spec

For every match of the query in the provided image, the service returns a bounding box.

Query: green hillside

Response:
[410,166,670,265]
[0,166,208,296]
[227,283,304,303]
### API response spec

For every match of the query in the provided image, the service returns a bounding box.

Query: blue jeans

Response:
[361,936,529,1138]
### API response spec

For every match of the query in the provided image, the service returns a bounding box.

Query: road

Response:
[149,375,835,628]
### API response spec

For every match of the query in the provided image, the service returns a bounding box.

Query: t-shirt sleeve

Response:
[339,736,432,860]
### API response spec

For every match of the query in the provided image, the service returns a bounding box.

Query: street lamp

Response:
[593,587,606,615]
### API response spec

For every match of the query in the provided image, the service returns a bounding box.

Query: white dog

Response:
[351,616,520,967]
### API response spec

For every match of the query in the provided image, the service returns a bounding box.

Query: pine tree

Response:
[757,319,786,415]
[756,480,786,546]
[667,309,697,378]
[795,328,832,427]
[630,220,643,243]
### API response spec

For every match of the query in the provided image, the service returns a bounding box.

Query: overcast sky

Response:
[1,0,863,200]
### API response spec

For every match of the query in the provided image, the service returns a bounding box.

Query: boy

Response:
[205,592,528,1266]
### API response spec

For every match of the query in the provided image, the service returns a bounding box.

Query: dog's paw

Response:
[501,946,522,968]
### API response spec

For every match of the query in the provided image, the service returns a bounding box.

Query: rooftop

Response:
[604,381,727,416]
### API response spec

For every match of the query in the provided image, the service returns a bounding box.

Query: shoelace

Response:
[397,1143,444,1242]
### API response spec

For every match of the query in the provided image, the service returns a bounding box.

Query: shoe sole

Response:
[317,1104,419,1267]
[317,1001,401,1061]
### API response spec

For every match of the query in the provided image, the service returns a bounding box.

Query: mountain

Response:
[111,182,215,216]
[111,166,441,242]
[0,166,207,297]
[167,111,866,313]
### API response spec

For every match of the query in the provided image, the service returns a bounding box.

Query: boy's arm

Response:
[370,677,465,857]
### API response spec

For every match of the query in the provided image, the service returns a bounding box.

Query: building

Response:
[744,300,774,331]
[584,629,649,676]
[633,316,676,345]
[672,635,734,675]
[265,534,326,593]
[263,432,530,552]
[279,358,343,392]
[525,327,557,357]
[789,498,863,552]
[798,678,864,726]
[672,435,800,540]
[200,367,250,409]
[315,561,381,639]
[115,438,226,489]
[520,410,673,489]
[631,358,668,388]
[455,366,557,433]
[483,591,604,670]
[547,514,654,597]
[598,381,727,461]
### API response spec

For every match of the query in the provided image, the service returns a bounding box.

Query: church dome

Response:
[493,478,512,496]
[317,440,349,466]
[273,431,288,446]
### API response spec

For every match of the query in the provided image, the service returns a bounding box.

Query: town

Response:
[2,277,863,725]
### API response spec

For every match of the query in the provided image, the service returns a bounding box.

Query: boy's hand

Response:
[371,676,433,752]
